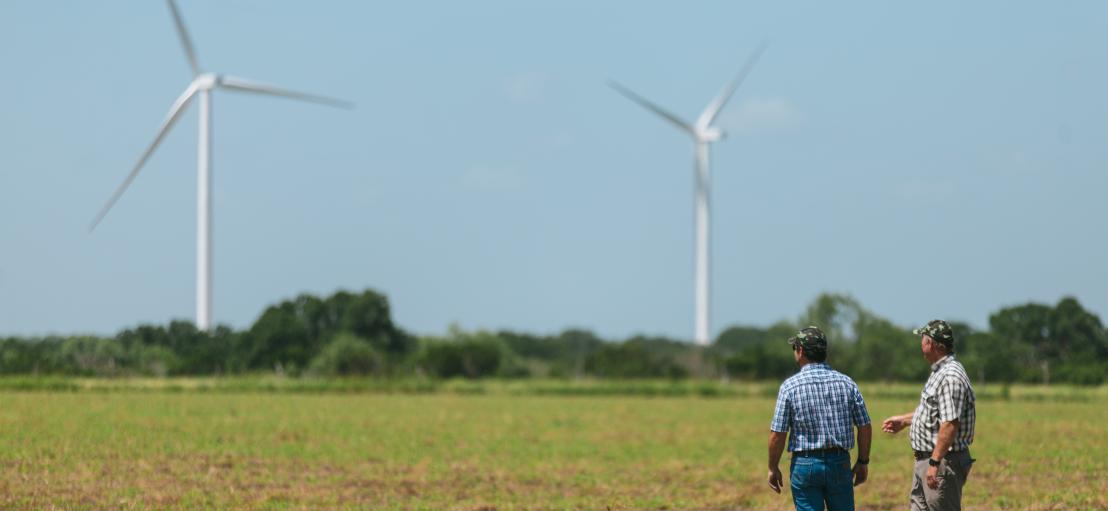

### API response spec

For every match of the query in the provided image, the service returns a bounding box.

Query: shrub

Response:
[308,333,382,376]
[419,332,503,379]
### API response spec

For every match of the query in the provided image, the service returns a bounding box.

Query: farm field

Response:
[0,384,1104,510]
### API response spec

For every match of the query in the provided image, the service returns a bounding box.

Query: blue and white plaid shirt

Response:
[770,363,871,452]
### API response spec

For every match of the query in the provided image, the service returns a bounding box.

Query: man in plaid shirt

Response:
[767,326,872,511]
[882,319,976,511]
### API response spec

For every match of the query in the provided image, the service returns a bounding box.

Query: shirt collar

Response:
[800,362,830,372]
[930,354,954,373]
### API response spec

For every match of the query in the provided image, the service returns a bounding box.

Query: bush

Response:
[722,343,794,380]
[308,333,382,376]
[419,332,503,379]
[585,342,688,379]
[130,344,179,377]
[1054,362,1106,386]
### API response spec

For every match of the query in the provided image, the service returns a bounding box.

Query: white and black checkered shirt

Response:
[909,355,976,452]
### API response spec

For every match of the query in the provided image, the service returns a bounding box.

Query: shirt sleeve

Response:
[770,384,791,433]
[936,375,964,423]
[851,384,872,426]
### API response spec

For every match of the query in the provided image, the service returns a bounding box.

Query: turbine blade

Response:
[89,84,198,231]
[167,0,200,75]
[608,80,694,135]
[696,42,768,129]
[218,75,354,109]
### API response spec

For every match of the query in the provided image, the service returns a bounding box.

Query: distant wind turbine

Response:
[609,44,766,346]
[90,0,353,331]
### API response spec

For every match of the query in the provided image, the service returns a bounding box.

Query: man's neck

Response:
[927,353,951,367]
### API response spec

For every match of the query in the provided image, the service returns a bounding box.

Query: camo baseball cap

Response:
[788,326,827,353]
[913,319,955,350]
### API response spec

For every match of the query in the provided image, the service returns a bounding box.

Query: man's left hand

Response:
[852,463,868,487]
[767,466,783,494]
[926,464,941,490]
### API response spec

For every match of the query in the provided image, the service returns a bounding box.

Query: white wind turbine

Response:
[609,45,765,346]
[90,0,352,331]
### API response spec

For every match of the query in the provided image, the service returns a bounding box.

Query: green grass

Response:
[0,384,1104,509]
[0,376,1103,402]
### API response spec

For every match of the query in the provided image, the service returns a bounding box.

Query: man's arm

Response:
[930,419,958,460]
[767,383,791,494]
[927,373,968,488]
[925,419,959,489]
[767,431,787,494]
[853,424,871,486]
[881,412,914,434]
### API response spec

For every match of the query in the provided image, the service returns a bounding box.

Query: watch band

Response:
[928,458,941,467]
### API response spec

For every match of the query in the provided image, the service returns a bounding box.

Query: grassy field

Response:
[0,382,1105,509]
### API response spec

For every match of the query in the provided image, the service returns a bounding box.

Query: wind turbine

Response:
[609,44,765,346]
[90,0,352,331]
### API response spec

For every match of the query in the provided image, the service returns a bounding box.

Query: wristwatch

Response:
[856,459,869,465]
[928,458,941,467]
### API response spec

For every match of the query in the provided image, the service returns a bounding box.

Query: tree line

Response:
[1,290,1105,384]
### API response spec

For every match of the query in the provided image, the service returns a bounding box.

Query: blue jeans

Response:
[789,451,854,511]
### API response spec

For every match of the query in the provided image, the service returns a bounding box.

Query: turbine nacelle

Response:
[193,73,219,91]
[697,127,724,142]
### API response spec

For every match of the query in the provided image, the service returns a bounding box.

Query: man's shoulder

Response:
[822,366,857,381]
[811,365,860,387]
[936,359,974,387]
[779,371,804,390]
[938,357,971,378]
[779,369,820,392]
[833,365,859,385]
[782,365,858,388]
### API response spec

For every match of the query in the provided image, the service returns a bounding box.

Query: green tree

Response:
[988,297,1107,384]
[712,326,768,356]
[845,317,926,382]
[800,293,866,344]
[586,341,688,379]
[244,289,412,374]
[721,321,797,380]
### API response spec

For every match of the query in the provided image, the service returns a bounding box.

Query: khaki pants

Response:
[910,450,973,511]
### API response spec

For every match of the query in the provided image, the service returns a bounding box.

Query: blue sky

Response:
[1,1,1106,339]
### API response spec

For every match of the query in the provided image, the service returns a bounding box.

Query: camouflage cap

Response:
[788,326,827,353]
[913,319,955,350]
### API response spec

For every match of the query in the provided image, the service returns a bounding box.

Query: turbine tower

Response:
[609,45,765,346]
[90,0,352,331]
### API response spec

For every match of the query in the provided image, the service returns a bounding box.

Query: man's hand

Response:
[926,464,940,490]
[882,414,909,434]
[852,463,868,487]
[766,431,787,494]
[767,466,783,494]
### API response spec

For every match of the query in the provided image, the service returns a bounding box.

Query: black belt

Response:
[914,449,968,460]
[793,447,848,457]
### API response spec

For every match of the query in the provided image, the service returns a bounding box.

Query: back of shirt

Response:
[770,363,871,452]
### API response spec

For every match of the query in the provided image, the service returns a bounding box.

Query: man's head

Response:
[788,326,828,364]
[913,319,954,360]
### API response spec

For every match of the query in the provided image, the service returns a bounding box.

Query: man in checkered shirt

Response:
[767,326,872,511]
[882,319,976,511]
